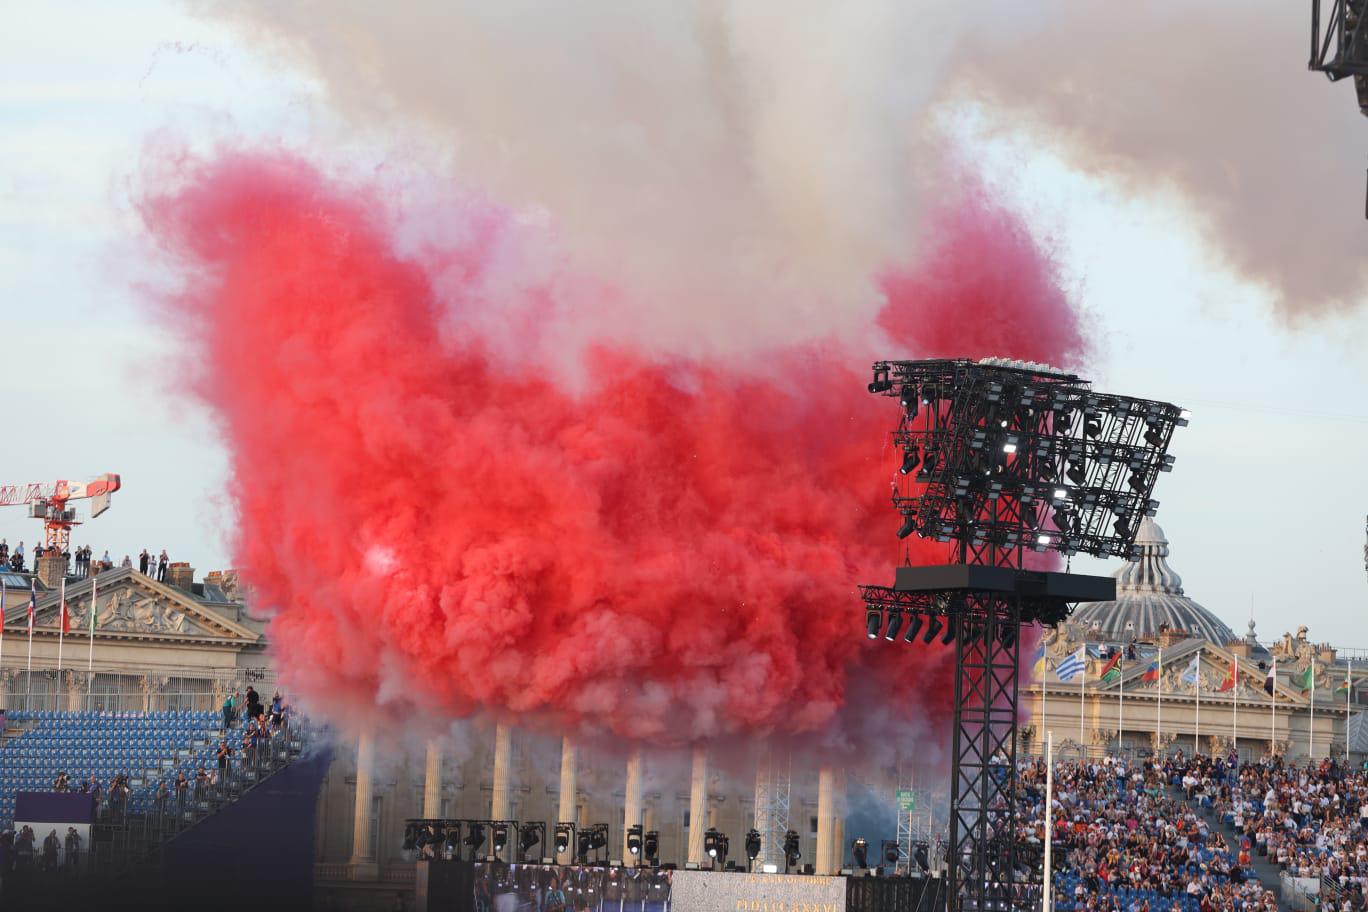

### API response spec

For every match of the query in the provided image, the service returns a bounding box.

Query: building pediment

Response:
[1093,640,1305,704]
[3,567,259,644]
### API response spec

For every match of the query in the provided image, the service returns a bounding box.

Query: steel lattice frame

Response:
[860,358,1184,912]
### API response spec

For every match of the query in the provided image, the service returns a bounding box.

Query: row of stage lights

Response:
[407,817,936,877]
[865,609,1018,649]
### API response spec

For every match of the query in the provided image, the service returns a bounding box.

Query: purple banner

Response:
[15,791,95,824]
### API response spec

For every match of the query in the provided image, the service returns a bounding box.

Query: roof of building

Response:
[1069,517,1236,646]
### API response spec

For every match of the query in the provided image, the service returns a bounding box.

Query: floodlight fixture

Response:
[783,829,801,873]
[745,829,762,864]
[852,837,869,869]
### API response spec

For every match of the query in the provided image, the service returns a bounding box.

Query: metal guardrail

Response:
[85,716,309,877]
[314,863,416,885]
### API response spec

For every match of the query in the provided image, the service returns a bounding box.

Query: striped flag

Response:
[1032,641,1046,678]
[1181,653,1200,686]
[1055,646,1086,682]
[1264,659,1276,696]
[26,579,35,635]
[59,578,69,635]
[1141,659,1160,683]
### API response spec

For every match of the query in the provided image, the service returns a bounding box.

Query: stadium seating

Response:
[0,709,224,829]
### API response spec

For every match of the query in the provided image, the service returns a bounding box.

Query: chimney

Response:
[166,562,195,592]
[35,554,68,590]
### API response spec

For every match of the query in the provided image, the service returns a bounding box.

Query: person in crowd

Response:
[138,548,149,575]
[216,739,232,779]
[157,550,169,582]
[269,692,283,729]
[87,775,101,804]
[120,554,131,569]
[174,770,189,807]
[13,826,34,878]
[221,691,237,730]
[52,771,69,792]
[0,538,8,563]
[40,830,58,874]
[63,827,80,874]
[81,545,92,576]
[154,779,169,816]
[32,544,44,564]
[60,547,70,570]
[99,550,111,572]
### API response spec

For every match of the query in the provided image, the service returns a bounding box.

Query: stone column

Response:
[349,732,379,878]
[687,745,708,866]
[832,814,845,872]
[0,669,12,710]
[490,721,512,820]
[623,746,643,862]
[423,738,443,818]
[815,765,834,875]
[64,670,86,712]
[557,735,577,864]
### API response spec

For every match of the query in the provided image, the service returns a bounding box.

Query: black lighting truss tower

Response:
[1310,0,1368,212]
[860,357,1185,912]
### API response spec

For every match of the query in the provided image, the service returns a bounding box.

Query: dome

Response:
[1069,517,1235,644]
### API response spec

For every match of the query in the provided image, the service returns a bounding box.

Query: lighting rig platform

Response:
[859,357,1186,912]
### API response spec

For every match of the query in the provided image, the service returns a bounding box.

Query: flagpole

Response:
[0,578,6,694]
[1043,730,1053,912]
[1156,647,1163,756]
[1079,650,1086,753]
[56,578,65,674]
[86,575,97,712]
[1118,654,1125,753]
[1037,643,1045,758]
[1271,660,1277,757]
[1310,661,1316,760]
[25,588,33,714]
[1349,659,1354,753]
[1232,657,1239,757]
[1195,647,1201,756]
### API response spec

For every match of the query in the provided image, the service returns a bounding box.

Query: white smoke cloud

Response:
[198,0,1368,340]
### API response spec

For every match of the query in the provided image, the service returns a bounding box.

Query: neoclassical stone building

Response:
[1027,518,1364,762]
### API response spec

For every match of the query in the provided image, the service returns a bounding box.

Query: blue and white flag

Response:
[1181,653,1201,686]
[1055,646,1086,682]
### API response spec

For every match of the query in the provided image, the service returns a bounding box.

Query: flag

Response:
[1299,664,1316,694]
[1032,642,1046,679]
[1264,659,1276,696]
[1141,659,1160,683]
[59,579,69,635]
[1337,674,1351,695]
[1100,650,1122,685]
[1181,653,1200,686]
[1055,647,1086,682]
[26,580,35,635]
[1218,659,1237,693]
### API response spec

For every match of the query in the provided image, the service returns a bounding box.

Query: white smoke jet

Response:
[194,0,972,357]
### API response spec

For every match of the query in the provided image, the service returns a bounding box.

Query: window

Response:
[809,816,819,836]
[683,810,690,829]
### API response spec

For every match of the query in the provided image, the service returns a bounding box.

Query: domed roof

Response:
[1070,517,1235,644]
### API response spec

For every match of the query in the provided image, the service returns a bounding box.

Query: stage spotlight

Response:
[492,822,509,857]
[429,825,445,852]
[577,832,592,863]
[897,515,916,539]
[940,617,956,645]
[882,841,900,866]
[1066,460,1086,485]
[745,829,762,864]
[402,823,418,852]
[852,837,869,869]
[627,824,642,858]
[899,387,918,416]
[922,615,943,644]
[921,385,938,406]
[717,834,730,867]
[590,826,609,852]
[900,447,920,475]
[902,614,923,643]
[917,448,939,479]
[884,612,902,641]
[520,824,541,858]
[554,824,572,855]
[866,611,881,639]
[644,830,660,863]
[465,823,486,859]
[1084,416,1102,438]
[998,625,1017,648]
[914,842,930,872]
[1113,517,1130,538]
[1127,472,1145,491]
[704,828,721,859]
[783,830,801,873]
[445,827,461,854]
[868,373,893,394]
[1144,427,1164,447]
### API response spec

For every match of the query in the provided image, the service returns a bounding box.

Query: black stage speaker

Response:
[417,859,475,912]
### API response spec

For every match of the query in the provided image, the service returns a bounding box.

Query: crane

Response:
[0,473,121,554]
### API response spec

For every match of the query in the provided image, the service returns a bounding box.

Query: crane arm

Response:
[0,473,121,506]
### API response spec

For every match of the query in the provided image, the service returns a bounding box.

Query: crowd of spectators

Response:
[1020,753,1280,912]
[0,539,172,580]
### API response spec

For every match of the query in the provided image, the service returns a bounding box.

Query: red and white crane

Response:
[0,473,121,553]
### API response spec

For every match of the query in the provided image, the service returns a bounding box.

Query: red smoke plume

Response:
[141,152,1081,751]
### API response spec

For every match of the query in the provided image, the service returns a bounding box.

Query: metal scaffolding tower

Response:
[753,743,792,870]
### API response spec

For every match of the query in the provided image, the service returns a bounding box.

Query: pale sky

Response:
[3,2,1368,649]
